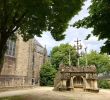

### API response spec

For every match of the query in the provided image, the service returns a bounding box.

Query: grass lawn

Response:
[0,95,57,100]
[0,96,75,100]
[0,95,33,100]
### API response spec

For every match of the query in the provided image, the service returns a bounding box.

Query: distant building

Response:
[54,64,99,92]
[0,36,47,87]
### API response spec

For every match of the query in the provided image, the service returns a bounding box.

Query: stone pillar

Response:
[94,80,98,89]
[62,80,66,87]
[4,77,6,87]
[70,77,73,90]
[12,78,14,86]
[73,76,76,87]
[83,78,88,90]
[92,80,94,89]
[60,80,63,88]
[62,80,67,90]
[11,78,14,86]
[22,77,25,86]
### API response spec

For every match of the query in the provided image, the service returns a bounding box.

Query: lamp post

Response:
[74,38,82,67]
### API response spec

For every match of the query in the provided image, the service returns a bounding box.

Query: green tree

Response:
[80,51,110,73]
[40,61,57,86]
[73,0,110,54]
[51,44,77,70]
[0,0,84,71]
[98,80,110,89]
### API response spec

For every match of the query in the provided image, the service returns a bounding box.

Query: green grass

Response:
[0,95,48,100]
[0,94,74,100]
[0,95,30,100]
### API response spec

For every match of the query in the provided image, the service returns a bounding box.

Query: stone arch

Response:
[73,76,84,88]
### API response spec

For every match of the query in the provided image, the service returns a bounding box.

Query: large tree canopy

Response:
[73,0,110,53]
[51,44,77,70]
[0,0,84,71]
[79,51,110,74]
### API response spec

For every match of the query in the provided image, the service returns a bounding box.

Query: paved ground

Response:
[0,87,110,100]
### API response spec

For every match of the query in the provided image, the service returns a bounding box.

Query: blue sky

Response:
[36,0,105,54]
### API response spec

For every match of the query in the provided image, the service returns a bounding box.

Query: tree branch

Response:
[15,11,27,24]
[12,26,19,33]
[0,0,9,33]
[8,11,27,34]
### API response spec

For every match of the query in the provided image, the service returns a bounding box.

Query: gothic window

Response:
[6,40,16,57]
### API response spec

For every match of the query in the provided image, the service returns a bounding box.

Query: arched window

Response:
[6,40,16,57]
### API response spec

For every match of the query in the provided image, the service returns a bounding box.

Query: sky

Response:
[35,0,105,54]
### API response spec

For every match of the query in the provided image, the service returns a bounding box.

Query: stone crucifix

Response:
[74,38,82,67]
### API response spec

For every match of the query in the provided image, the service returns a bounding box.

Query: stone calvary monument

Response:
[54,38,99,92]
[54,64,99,92]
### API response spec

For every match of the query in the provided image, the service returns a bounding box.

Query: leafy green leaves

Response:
[73,0,110,53]
[40,61,57,86]
[98,80,110,89]
[80,51,110,73]
[0,0,85,41]
[0,0,84,69]
[51,44,77,70]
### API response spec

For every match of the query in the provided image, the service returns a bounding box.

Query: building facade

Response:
[0,36,47,87]
[54,64,99,92]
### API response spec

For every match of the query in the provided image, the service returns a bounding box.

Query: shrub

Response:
[40,62,57,86]
[98,80,110,89]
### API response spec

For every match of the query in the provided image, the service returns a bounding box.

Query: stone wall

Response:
[1,56,16,75]
[0,36,47,88]
[15,37,30,77]
[32,43,46,85]
[0,75,27,87]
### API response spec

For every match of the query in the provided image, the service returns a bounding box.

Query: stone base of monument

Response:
[84,88,99,93]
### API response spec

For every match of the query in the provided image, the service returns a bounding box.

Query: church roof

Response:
[34,39,43,48]
[33,39,47,55]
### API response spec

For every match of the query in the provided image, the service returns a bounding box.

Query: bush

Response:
[40,62,57,86]
[98,80,110,89]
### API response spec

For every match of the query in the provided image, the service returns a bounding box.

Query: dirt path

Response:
[0,87,110,100]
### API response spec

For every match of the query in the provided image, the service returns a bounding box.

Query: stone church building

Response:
[0,36,47,87]
[54,64,99,92]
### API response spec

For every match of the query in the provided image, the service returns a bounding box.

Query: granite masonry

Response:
[0,36,47,88]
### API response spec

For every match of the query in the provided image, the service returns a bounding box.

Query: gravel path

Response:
[0,87,110,100]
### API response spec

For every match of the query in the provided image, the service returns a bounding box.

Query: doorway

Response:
[66,79,70,90]
[73,76,84,91]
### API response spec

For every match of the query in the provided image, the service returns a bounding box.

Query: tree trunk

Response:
[0,34,8,73]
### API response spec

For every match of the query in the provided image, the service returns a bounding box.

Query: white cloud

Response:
[36,0,104,54]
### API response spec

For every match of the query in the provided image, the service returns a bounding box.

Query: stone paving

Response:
[0,87,110,100]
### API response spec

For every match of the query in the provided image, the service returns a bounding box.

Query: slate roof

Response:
[34,39,43,48]
[33,39,47,54]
